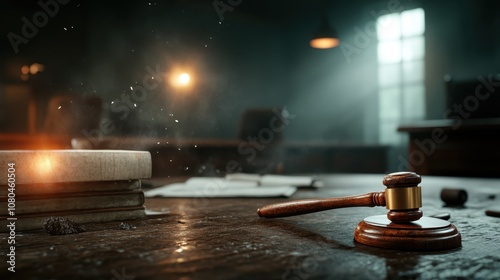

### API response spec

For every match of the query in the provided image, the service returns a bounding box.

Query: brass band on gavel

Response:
[385,186,422,210]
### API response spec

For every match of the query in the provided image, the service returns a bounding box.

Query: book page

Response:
[225,173,320,187]
[224,173,261,182]
[260,174,316,187]
[185,177,259,188]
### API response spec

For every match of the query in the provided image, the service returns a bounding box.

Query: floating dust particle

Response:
[43,217,86,235]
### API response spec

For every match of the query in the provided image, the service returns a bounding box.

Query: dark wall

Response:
[283,0,500,143]
[284,0,381,143]
[424,0,500,119]
[1,0,499,144]
[79,0,293,138]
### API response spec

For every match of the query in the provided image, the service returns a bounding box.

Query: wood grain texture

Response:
[1,174,499,279]
[258,172,423,222]
[257,192,386,218]
[382,171,421,188]
[354,215,461,251]
[0,150,151,184]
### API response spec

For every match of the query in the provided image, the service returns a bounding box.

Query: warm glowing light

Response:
[174,240,190,253]
[310,38,340,49]
[21,65,30,75]
[36,156,53,175]
[29,63,45,75]
[178,73,190,85]
[168,68,195,90]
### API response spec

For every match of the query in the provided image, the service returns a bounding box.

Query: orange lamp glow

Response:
[21,65,30,75]
[29,63,44,75]
[36,156,54,175]
[168,69,194,90]
[310,18,339,49]
[178,73,191,85]
[310,37,340,49]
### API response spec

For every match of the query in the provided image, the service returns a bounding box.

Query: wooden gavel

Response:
[257,172,423,223]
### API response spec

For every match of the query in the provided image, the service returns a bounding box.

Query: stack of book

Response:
[0,150,151,232]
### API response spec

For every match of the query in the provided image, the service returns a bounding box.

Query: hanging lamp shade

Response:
[310,18,339,49]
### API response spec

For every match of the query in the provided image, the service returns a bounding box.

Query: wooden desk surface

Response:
[2,174,500,279]
[398,118,500,133]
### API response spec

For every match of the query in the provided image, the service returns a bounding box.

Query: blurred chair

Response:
[44,95,102,137]
[237,108,285,174]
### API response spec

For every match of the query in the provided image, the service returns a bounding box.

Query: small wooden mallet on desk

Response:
[257,172,461,251]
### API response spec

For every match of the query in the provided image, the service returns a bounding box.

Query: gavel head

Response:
[383,171,423,223]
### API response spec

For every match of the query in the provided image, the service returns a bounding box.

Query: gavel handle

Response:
[257,192,386,218]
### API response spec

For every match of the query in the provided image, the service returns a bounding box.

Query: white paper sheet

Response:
[145,181,297,198]
[225,173,321,187]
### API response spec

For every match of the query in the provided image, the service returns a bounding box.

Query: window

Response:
[377,8,425,145]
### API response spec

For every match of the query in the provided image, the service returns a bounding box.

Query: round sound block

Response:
[354,215,461,251]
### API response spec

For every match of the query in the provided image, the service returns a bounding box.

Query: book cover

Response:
[0,180,141,196]
[1,190,145,215]
[0,150,152,185]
